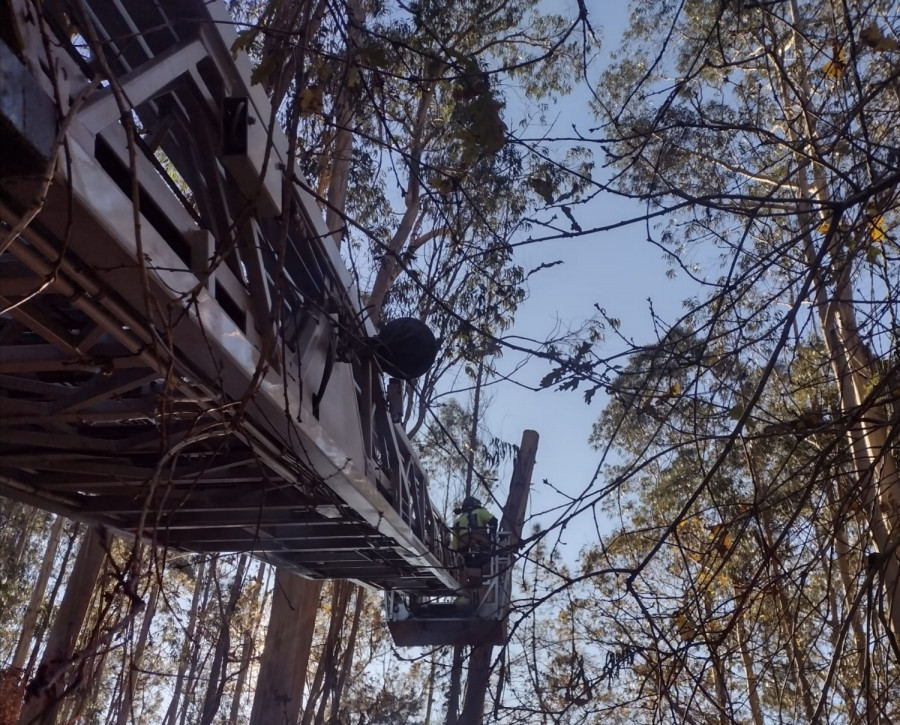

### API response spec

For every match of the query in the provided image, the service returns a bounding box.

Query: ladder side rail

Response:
[169,0,453,571]
[199,0,379,337]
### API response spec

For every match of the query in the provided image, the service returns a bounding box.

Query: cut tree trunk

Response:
[459,430,539,725]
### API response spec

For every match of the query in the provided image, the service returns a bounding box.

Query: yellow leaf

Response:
[861,24,900,52]
[676,612,697,640]
[869,215,886,241]
[823,41,847,79]
[668,381,682,396]
[816,221,831,234]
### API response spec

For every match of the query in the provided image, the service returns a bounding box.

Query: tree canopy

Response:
[2,0,900,723]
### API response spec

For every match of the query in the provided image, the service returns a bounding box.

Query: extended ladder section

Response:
[0,0,458,593]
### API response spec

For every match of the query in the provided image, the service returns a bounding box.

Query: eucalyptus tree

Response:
[578,0,900,659]
[547,322,899,724]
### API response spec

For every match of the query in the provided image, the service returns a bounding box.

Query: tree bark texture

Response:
[249,570,323,725]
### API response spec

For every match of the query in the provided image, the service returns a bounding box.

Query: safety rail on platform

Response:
[385,533,514,647]
[0,0,457,592]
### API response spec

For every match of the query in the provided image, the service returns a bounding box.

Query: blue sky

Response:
[481,0,699,558]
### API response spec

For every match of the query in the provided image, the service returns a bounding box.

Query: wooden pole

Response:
[459,430,539,725]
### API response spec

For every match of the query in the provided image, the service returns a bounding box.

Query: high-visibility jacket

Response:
[452,507,497,549]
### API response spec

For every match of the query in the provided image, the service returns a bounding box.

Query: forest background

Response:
[1,0,899,723]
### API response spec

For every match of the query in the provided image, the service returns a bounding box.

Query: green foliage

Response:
[550,2,900,723]
[240,0,597,402]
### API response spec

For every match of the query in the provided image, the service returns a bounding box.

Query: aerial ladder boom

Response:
[0,0,457,596]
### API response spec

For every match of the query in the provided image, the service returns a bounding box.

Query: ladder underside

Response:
[0,0,458,594]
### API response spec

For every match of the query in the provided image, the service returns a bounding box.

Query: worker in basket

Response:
[452,495,498,592]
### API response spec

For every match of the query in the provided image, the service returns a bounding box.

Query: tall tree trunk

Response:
[758,509,817,722]
[18,527,106,725]
[25,523,81,683]
[313,584,365,725]
[114,577,160,725]
[11,508,39,571]
[459,430,539,725]
[176,589,213,725]
[74,642,110,725]
[228,562,268,725]
[366,82,436,327]
[444,645,464,725]
[163,557,209,725]
[0,511,57,725]
[179,559,222,725]
[464,359,485,498]
[829,479,877,725]
[249,570,323,725]
[735,615,765,725]
[705,595,731,725]
[302,581,350,725]
[423,650,438,725]
[776,0,900,644]
[329,586,365,716]
[227,630,255,725]
[11,517,65,672]
[199,555,249,725]
[459,645,493,725]
[263,0,328,110]
[323,0,366,250]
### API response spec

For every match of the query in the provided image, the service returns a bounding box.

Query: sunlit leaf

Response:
[823,40,847,79]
